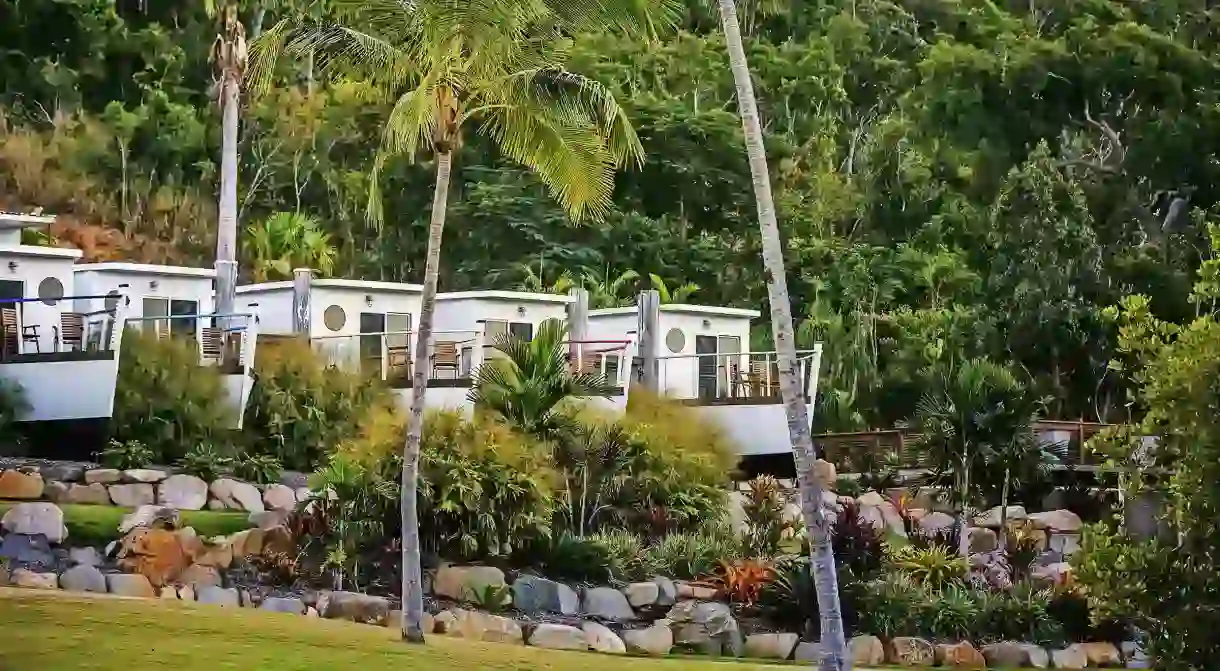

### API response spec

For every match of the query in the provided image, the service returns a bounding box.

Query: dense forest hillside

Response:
[2,0,1218,429]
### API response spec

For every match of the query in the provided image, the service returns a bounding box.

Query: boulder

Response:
[65,483,112,506]
[675,582,718,600]
[449,607,523,644]
[935,641,986,667]
[511,575,579,615]
[157,475,209,511]
[196,585,240,607]
[1027,509,1082,533]
[108,483,155,507]
[44,480,70,503]
[194,537,234,570]
[623,581,660,607]
[2,502,66,543]
[248,510,289,530]
[967,527,999,553]
[160,585,182,600]
[622,623,673,655]
[814,459,836,486]
[68,546,103,567]
[973,505,1027,528]
[0,469,43,499]
[919,511,957,533]
[40,463,85,482]
[60,564,107,593]
[1030,562,1072,587]
[106,573,155,598]
[118,505,180,533]
[1122,641,1149,669]
[178,584,196,601]
[177,563,221,587]
[115,527,192,588]
[229,528,265,559]
[888,637,935,666]
[668,601,738,653]
[209,478,264,512]
[794,641,827,662]
[584,586,636,621]
[123,469,168,484]
[1020,643,1049,668]
[85,469,122,485]
[433,609,457,634]
[261,524,294,555]
[262,484,297,512]
[1076,642,1122,666]
[1050,646,1088,669]
[1049,532,1081,556]
[582,621,626,654]
[11,568,57,589]
[0,533,55,569]
[859,499,906,537]
[433,565,507,602]
[260,597,305,614]
[529,623,587,651]
[850,635,885,665]
[175,527,205,558]
[857,491,885,506]
[317,590,391,625]
[982,641,1039,667]
[653,576,677,606]
[744,632,799,660]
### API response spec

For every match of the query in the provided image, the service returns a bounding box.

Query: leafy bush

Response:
[739,475,797,558]
[175,442,235,482]
[98,439,155,469]
[233,453,284,485]
[855,573,925,639]
[830,502,886,581]
[973,583,1064,645]
[588,529,648,582]
[887,544,967,588]
[1004,520,1043,580]
[642,526,741,580]
[111,329,232,463]
[710,558,775,605]
[418,411,556,562]
[243,340,401,472]
[516,533,616,584]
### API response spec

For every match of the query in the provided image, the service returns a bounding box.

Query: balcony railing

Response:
[653,347,823,405]
[311,329,483,388]
[0,293,130,360]
[565,339,633,389]
[124,311,260,373]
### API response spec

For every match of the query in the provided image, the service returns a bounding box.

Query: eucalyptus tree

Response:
[250,0,677,643]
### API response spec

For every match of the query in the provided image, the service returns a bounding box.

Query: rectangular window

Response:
[509,321,533,341]
[358,311,386,374]
[169,299,198,338]
[143,297,169,337]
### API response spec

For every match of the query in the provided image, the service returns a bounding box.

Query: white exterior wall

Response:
[74,264,215,323]
[0,246,81,352]
[237,285,294,334]
[434,292,571,335]
[309,284,423,338]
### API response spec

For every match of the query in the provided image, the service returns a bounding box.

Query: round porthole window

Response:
[38,277,65,306]
[104,290,121,311]
[664,327,686,353]
[323,304,346,332]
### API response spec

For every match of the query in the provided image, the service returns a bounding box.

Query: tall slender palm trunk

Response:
[400,150,452,643]
[215,74,241,318]
[715,1,849,669]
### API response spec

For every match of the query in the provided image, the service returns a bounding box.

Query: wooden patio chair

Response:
[0,308,19,358]
[55,312,85,352]
[386,344,411,379]
[431,341,460,378]
[749,359,779,397]
[199,327,224,365]
[21,322,39,353]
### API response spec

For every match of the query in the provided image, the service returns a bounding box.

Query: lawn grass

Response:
[0,503,251,545]
[0,588,799,671]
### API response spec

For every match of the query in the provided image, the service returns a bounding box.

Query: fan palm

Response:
[649,273,700,304]
[470,318,616,439]
[580,265,640,308]
[245,211,338,281]
[250,0,676,643]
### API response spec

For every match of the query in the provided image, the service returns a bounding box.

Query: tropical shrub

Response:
[98,439,155,470]
[243,340,400,472]
[175,442,236,482]
[516,533,617,584]
[739,475,798,558]
[710,558,775,605]
[830,502,886,581]
[588,529,648,582]
[233,453,284,485]
[642,526,742,580]
[887,544,967,588]
[417,411,556,561]
[855,573,926,639]
[972,583,1065,645]
[111,329,232,463]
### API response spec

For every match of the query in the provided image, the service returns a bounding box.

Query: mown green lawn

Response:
[0,503,250,545]
[0,589,803,671]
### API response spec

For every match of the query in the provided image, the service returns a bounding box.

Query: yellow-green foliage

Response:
[622,387,738,480]
[111,328,231,463]
[243,339,401,472]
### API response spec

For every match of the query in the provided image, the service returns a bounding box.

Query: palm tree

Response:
[250,0,675,643]
[649,273,700,304]
[207,0,247,319]
[580,265,640,308]
[469,318,616,440]
[714,0,850,668]
[516,262,577,295]
[244,211,338,281]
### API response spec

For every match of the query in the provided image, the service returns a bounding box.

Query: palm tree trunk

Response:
[400,150,452,643]
[215,73,240,318]
[715,1,849,669]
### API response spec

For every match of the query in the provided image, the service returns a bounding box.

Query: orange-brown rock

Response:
[935,641,986,668]
[116,527,195,588]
